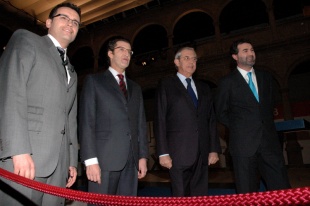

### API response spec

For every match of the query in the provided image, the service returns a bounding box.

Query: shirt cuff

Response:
[159,154,169,157]
[84,158,99,166]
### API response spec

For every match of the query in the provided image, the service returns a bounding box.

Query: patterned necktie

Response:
[57,47,68,66]
[186,78,198,107]
[117,74,128,99]
[247,72,259,102]
[57,47,70,83]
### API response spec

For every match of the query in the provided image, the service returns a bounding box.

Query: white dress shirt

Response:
[237,67,259,94]
[47,34,70,84]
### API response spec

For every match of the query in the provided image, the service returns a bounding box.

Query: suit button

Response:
[61,129,65,134]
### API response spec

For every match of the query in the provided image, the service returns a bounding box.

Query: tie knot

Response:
[247,72,252,78]
[117,74,124,81]
[57,47,65,56]
[186,78,191,84]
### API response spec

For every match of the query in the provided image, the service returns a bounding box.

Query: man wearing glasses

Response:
[154,47,221,196]
[0,3,80,205]
[79,38,148,199]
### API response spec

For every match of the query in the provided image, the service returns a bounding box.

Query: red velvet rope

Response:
[0,167,309,205]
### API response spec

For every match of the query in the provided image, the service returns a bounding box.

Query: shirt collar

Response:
[237,66,254,77]
[47,34,67,52]
[177,72,192,83]
[109,67,126,83]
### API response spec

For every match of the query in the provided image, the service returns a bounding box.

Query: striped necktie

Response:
[117,74,128,99]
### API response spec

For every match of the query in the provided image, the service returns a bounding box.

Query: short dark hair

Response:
[230,38,252,55]
[48,3,81,20]
[106,37,131,65]
[107,37,131,52]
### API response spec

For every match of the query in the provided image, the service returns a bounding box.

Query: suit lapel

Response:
[235,69,260,103]
[195,80,203,108]
[44,36,68,84]
[173,75,197,109]
[126,78,133,102]
[105,70,128,103]
[67,59,76,88]
[255,70,264,103]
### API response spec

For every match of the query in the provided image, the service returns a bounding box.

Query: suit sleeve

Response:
[208,98,222,153]
[137,87,149,159]
[215,78,231,128]
[69,92,78,167]
[154,80,169,156]
[0,30,35,159]
[79,76,97,162]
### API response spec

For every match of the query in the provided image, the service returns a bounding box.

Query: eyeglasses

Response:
[52,14,80,28]
[178,56,198,62]
[114,46,134,56]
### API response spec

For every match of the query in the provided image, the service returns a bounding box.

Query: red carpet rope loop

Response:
[0,167,310,205]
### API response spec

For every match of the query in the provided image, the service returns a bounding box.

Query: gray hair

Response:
[174,47,195,59]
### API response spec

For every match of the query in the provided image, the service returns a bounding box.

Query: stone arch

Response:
[273,0,304,20]
[132,24,168,55]
[131,24,168,67]
[219,0,269,34]
[172,10,215,45]
[131,22,169,45]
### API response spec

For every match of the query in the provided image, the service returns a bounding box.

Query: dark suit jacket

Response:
[154,75,221,167]
[0,29,78,176]
[79,70,148,171]
[215,69,282,157]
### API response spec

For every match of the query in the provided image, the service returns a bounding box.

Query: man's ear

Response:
[174,58,179,67]
[46,19,52,29]
[108,50,113,59]
[232,54,238,61]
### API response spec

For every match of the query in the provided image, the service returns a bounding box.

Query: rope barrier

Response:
[0,167,310,205]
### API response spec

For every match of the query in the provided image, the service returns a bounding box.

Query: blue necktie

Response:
[247,72,259,102]
[186,78,198,107]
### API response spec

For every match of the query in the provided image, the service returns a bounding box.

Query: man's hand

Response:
[12,153,35,179]
[66,166,77,188]
[208,152,219,165]
[138,158,147,179]
[159,155,172,169]
[86,164,101,184]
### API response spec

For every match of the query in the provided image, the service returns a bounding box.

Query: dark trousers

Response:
[232,146,291,194]
[169,155,209,197]
[88,151,138,205]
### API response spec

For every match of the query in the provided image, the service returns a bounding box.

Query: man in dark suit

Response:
[154,47,221,197]
[215,39,291,194]
[0,3,80,205]
[79,38,148,199]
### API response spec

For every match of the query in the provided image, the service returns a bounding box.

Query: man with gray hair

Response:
[154,47,221,196]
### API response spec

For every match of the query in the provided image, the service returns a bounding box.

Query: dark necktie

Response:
[57,47,68,66]
[247,72,259,102]
[57,47,69,82]
[117,74,128,99]
[186,78,198,107]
